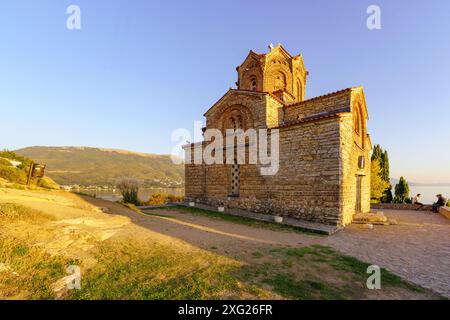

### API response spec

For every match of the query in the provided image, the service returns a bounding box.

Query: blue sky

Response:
[1,0,449,183]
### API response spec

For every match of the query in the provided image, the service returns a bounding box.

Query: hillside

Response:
[16,146,184,188]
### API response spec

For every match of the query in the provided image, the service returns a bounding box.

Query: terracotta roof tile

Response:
[272,107,351,129]
[284,88,355,109]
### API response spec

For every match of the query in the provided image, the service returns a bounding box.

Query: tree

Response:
[394,176,410,203]
[371,159,390,201]
[380,150,390,182]
[382,185,393,203]
[371,144,382,162]
[371,145,392,203]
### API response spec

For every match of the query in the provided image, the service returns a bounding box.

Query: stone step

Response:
[352,212,388,224]
[439,206,450,219]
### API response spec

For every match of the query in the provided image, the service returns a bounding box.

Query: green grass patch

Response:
[285,246,322,258]
[150,205,324,236]
[237,245,433,299]
[0,236,69,299]
[263,273,349,300]
[286,245,426,294]
[252,251,264,258]
[70,241,258,300]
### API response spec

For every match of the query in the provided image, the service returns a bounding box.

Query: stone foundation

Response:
[439,206,450,219]
[371,203,433,211]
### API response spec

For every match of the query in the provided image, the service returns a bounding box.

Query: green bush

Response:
[0,150,32,171]
[36,177,60,190]
[117,178,141,206]
[0,158,11,166]
[0,165,27,184]
[393,177,410,204]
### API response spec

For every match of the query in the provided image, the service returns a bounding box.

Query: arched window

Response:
[229,115,241,197]
[249,76,257,91]
[273,72,286,90]
[296,80,302,100]
[354,111,361,135]
[354,103,366,148]
[231,117,236,130]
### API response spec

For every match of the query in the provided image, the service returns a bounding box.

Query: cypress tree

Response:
[394,176,410,203]
[371,145,392,203]
[382,185,393,203]
[371,159,390,201]
[371,144,382,162]
[381,150,390,182]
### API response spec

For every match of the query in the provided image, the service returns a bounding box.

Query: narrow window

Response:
[297,80,302,100]
[230,116,241,197]
[230,159,240,197]
[250,76,257,91]
[274,72,286,90]
[354,111,361,135]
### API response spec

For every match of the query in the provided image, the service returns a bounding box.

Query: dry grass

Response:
[0,203,55,223]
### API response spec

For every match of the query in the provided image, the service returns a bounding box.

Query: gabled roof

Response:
[272,107,351,130]
[284,88,355,109]
[203,89,269,117]
[239,43,305,68]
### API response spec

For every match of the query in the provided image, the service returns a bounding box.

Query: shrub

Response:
[0,150,32,171]
[0,158,11,166]
[393,177,410,204]
[117,178,140,206]
[168,194,184,203]
[36,177,60,190]
[0,165,27,184]
[145,193,184,205]
[146,193,168,205]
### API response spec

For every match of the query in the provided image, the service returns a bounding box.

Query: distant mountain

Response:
[16,146,184,188]
[390,178,450,187]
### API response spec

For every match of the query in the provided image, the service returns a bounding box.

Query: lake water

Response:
[408,185,450,204]
[77,185,450,205]
[78,187,184,202]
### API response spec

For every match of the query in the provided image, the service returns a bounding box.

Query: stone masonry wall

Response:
[339,113,371,226]
[185,117,343,226]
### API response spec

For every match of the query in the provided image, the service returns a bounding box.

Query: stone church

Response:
[183,44,371,228]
